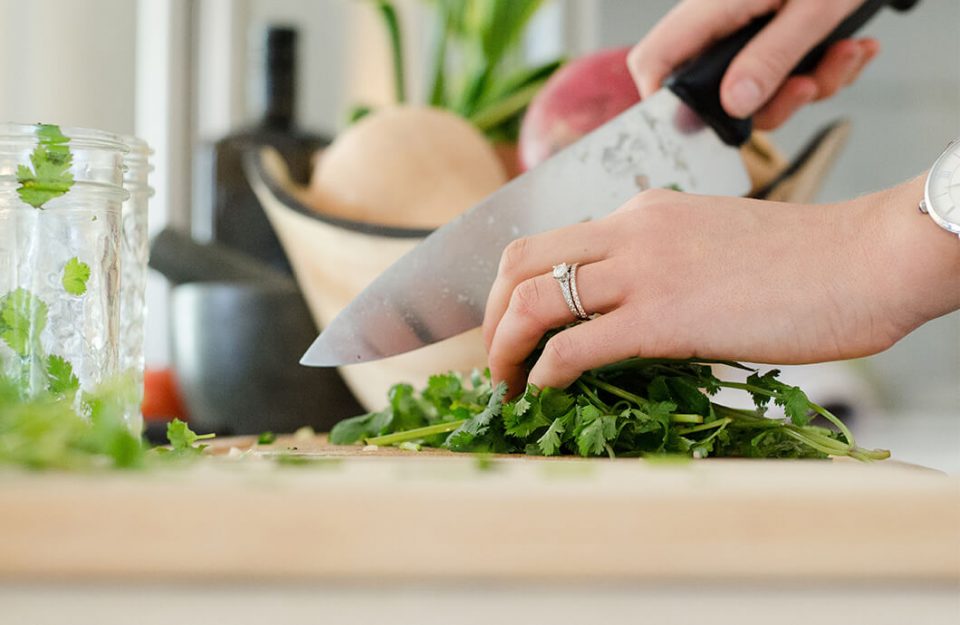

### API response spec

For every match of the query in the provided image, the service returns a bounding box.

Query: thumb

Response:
[720,2,854,119]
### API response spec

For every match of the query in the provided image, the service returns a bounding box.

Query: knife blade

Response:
[303,90,748,367]
[302,0,917,367]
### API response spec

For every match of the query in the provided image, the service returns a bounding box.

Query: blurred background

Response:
[0,0,956,462]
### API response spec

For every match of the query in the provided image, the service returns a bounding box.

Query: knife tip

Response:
[300,338,338,367]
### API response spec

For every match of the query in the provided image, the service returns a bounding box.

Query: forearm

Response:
[871,174,960,334]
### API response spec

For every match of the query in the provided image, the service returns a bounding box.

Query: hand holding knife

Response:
[302,0,919,369]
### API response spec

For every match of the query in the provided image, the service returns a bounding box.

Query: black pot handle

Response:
[665,0,920,146]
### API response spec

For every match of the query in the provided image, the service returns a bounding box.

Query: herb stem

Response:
[581,375,645,407]
[676,418,732,436]
[670,413,705,425]
[366,419,465,446]
[717,381,858,448]
[780,428,847,457]
[574,379,610,412]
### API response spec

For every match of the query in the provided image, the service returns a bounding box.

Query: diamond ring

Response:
[552,262,590,321]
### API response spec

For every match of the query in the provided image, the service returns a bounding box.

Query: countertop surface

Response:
[3,430,958,624]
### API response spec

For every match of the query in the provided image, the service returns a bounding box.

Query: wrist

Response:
[873,174,960,332]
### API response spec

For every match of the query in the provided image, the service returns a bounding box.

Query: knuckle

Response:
[499,237,530,278]
[817,80,840,98]
[626,43,645,72]
[747,50,795,92]
[543,333,579,374]
[618,187,673,214]
[626,43,655,86]
[509,278,543,320]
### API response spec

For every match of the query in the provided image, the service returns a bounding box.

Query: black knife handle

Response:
[665,0,920,147]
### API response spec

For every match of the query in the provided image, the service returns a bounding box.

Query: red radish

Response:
[519,47,639,170]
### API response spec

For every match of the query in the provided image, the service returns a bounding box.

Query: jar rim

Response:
[0,178,129,202]
[0,122,129,153]
[120,134,152,155]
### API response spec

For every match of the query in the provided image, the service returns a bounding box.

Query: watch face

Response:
[925,140,960,234]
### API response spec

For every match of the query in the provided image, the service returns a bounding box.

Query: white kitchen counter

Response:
[853,411,960,475]
[4,581,959,625]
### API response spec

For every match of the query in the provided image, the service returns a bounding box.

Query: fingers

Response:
[753,38,879,130]
[482,220,610,351]
[488,261,626,396]
[721,1,859,118]
[528,310,642,390]
[628,0,778,98]
[752,77,819,130]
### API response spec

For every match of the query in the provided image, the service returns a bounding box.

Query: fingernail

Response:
[726,78,762,118]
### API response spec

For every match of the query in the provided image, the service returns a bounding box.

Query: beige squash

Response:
[308,106,507,229]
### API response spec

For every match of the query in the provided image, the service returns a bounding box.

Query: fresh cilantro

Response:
[257,431,277,445]
[16,124,75,209]
[445,381,507,451]
[274,455,341,468]
[46,355,79,395]
[329,412,378,445]
[0,288,48,357]
[502,385,547,438]
[165,418,215,456]
[328,354,889,461]
[576,412,617,457]
[62,257,91,296]
[0,375,145,470]
[536,416,565,456]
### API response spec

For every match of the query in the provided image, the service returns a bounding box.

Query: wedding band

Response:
[568,262,589,320]
[552,262,590,321]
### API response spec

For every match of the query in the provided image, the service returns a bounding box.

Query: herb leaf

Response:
[0,288,48,357]
[166,418,215,455]
[62,257,91,296]
[46,355,80,395]
[445,381,507,451]
[536,416,565,456]
[16,124,75,209]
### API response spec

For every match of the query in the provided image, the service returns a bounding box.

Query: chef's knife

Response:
[303,0,919,367]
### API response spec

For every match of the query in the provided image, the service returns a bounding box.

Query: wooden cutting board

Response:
[1,434,957,583]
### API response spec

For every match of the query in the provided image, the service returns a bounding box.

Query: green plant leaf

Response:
[16,124,74,209]
[0,288,48,357]
[166,418,214,455]
[62,257,91,296]
[537,416,565,456]
[374,1,406,103]
[46,355,79,395]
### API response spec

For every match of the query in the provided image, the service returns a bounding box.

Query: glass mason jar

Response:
[0,123,127,414]
[119,136,153,436]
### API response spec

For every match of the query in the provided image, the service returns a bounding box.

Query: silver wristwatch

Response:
[920,138,960,237]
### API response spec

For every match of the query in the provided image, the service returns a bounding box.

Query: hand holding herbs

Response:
[481,186,938,393]
[331,359,888,461]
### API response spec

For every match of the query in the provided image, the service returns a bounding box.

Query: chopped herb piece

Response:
[16,124,75,209]
[257,431,277,445]
[0,288,48,357]
[46,355,79,395]
[165,418,215,456]
[62,257,91,296]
